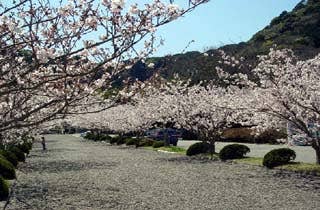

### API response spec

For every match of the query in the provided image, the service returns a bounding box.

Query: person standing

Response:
[41,136,47,151]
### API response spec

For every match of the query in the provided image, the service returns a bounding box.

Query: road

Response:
[178,140,316,163]
[5,135,320,210]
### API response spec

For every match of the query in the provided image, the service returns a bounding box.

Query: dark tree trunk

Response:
[135,131,143,148]
[316,149,320,165]
[0,133,4,149]
[164,130,170,146]
[311,138,320,164]
[314,145,320,165]
[208,138,216,160]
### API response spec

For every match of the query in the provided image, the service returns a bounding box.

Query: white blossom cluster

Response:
[0,0,207,143]
[66,49,320,163]
[67,78,256,151]
[217,49,320,163]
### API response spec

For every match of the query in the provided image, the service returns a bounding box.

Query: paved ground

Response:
[4,135,320,209]
[178,141,316,163]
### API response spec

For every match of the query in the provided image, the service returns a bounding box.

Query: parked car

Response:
[290,134,311,146]
[80,131,91,137]
[146,128,182,146]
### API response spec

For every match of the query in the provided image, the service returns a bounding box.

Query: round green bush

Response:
[263,148,296,168]
[0,157,16,180]
[0,176,9,201]
[99,135,112,142]
[85,132,105,141]
[116,137,126,145]
[125,138,137,146]
[186,142,213,156]
[153,141,165,148]
[25,141,33,150]
[17,143,31,154]
[8,147,25,162]
[92,134,101,141]
[84,132,94,140]
[93,134,108,141]
[219,144,250,160]
[136,138,155,147]
[0,150,18,168]
[109,137,118,144]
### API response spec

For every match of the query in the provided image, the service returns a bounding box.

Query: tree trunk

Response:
[313,145,320,164]
[0,134,4,149]
[164,129,170,147]
[316,149,320,165]
[135,131,143,148]
[209,139,216,160]
[311,139,320,164]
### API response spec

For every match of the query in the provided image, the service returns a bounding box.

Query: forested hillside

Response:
[113,0,320,86]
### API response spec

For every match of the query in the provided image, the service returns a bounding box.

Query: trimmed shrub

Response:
[116,137,126,145]
[219,144,250,160]
[99,135,112,142]
[125,138,137,146]
[0,150,18,168]
[186,142,212,156]
[109,137,118,144]
[17,143,31,155]
[153,141,165,148]
[263,148,296,168]
[0,176,9,201]
[8,147,25,162]
[25,141,33,150]
[0,157,16,180]
[136,138,155,147]
[92,134,100,141]
[20,140,33,151]
[97,135,104,141]
[84,132,94,140]
[84,132,111,141]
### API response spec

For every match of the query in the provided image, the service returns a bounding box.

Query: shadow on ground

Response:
[20,160,118,173]
[155,156,219,164]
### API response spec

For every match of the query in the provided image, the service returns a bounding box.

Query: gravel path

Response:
[5,135,320,210]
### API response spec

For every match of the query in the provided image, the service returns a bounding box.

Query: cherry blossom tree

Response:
[67,74,257,160]
[164,82,254,157]
[0,0,207,142]
[245,49,320,164]
[121,78,254,155]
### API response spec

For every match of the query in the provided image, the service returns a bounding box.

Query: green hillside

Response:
[116,0,320,86]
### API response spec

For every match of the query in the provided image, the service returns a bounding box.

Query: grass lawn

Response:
[235,157,320,175]
[144,145,320,176]
[278,162,320,175]
[158,146,186,154]
[144,146,186,155]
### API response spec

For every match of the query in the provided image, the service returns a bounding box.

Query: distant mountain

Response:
[114,0,320,87]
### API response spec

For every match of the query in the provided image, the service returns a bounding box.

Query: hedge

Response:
[153,141,165,148]
[219,144,250,160]
[0,150,18,168]
[136,138,155,147]
[0,156,16,180]
[8,147,25,162]
[186,142,212,156]
[263,148,296,168]
[125,138,138,146]
[0,176,9,201]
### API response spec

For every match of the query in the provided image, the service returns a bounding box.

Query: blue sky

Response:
[23,0,301,57]
[153,0,302,56]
